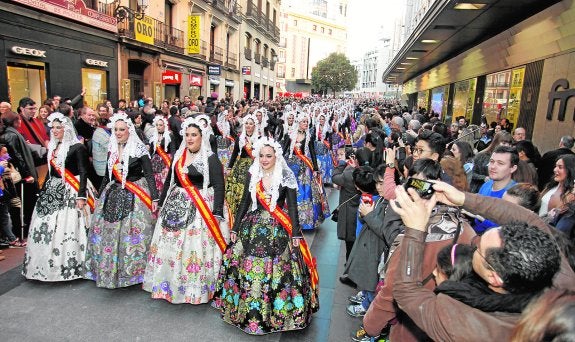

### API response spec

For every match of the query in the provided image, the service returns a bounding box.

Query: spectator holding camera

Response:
[389,180,574,341]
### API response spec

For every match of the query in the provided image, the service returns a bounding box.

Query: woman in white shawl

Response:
[23,113,92,281]
[84,113,159,288]
[144,116,228,304]
[148,115,175,194]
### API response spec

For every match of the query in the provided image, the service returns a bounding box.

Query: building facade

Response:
[277,0,347,93]
[237,0,280,100]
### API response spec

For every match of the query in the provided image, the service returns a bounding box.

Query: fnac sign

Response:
[162,70,182,84]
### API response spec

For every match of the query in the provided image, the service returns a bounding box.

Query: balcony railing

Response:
[210,45,224,64]
[486,82,510,88]
[226,51,238,69]
[270,59,276,71]
[117,17,184,53]
[261,56,269,68]
[254,53,261,64]
[202,0,242,23]
[246,1,260,26]
[244,47,252,60]
[188,40,208,60]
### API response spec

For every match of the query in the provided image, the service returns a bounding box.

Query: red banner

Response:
[190,74,202,86]
[255,181,318,289]
[162,70,182,84]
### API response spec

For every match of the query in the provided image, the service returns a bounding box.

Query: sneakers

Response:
[9,239,27,248]
[351,325,381,342]
[348,291,365,305]
[347,303,367,317]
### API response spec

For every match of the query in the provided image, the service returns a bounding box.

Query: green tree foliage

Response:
[311,53,358,95]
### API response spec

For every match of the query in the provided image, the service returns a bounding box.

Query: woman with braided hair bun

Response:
[214,137,319,335]
[84,113,159,288]
[22,113,94,281]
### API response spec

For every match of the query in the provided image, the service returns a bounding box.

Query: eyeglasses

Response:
[413,147,432,155]
[474,245,495,271]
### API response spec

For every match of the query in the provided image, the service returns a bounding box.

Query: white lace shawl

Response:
[255,108,268,137]
[315,113,330,140]
[47,113,80,177]
[238,114,260,152]
[107,113,150,189]
[288,112,311,158]
[169,117,212,191]
[248,137,297,212]
[282,111,296,138]
[216,110,230,138]
[149,115,171,153]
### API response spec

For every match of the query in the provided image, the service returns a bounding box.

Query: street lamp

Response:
[102,0,149,22]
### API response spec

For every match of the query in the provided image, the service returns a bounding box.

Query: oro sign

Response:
[135,16,155,45]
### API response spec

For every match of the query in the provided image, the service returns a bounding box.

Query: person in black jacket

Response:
[214,137,319,335]
[23,113,92,281]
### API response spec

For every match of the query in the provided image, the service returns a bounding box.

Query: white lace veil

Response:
[107,113,150,188]
[288,112,311,158]
[149,115,171,153]
[248,137,297,211]
[238,114,260,152]
[169,116,213,191]
[47,112,80,176]
[217,110,230,138]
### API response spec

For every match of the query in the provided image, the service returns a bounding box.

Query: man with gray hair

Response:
[537,135,575,190]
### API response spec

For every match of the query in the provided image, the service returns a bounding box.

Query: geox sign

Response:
[86,59,109,67]
[11,46,46,58]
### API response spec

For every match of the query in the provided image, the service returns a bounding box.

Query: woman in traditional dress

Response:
[215,137,319,335]
[314,112,334,186]
[149,116,175,194]
[225,114,260,218]
[22,113,93,281]
[84,113,159,288]
[284,113,330,230]
[144,117,228,304]
[213,109,235,168]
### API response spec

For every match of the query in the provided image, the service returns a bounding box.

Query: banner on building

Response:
[135,16,155,45]
[190,74,203,86]
[188,14,201,54]
[162,70,182,84]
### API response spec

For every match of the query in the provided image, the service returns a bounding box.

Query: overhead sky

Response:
[346,0,406,60]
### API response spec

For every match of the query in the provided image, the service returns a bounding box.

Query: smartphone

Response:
[396,146,406,160]
[361,193,373,205]
[404,177,435,199]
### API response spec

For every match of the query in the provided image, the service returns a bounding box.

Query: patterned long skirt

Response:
[22,177,91,281]
[84,179,155,288]
[315,141,334,185]
[143,186,230,304]
[216,136,234,171]
[286,155,330,230]
[150,152,170,195]
[214,209,319,335]
[225,157,252,219]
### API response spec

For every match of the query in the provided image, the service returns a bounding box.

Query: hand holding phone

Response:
[404,177,435,199]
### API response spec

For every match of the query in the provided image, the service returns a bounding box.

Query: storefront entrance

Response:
[6,60,47,106]
[128,60,149,103]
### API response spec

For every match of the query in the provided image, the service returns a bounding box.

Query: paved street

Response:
[0,190,361,342]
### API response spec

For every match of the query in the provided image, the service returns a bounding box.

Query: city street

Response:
[0,190,361,342]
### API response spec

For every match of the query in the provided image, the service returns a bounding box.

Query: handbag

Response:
[8,164,22,184]
[331,194,359,222]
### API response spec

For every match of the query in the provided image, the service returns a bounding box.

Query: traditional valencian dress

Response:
[215,137,319,335]
[225,114,260,219]
[84,114,159,288]
[144,117,229,304]
[148,116,175,194]
[213,110,235,169]
[284,114,330,230]
[23,113,94,281]
[313,112,334,185]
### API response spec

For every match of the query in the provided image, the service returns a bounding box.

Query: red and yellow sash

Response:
[50,158,95,211]
[176,152,227,253]
[255,181,319,289]
[294,147,314,172]
[244,142,254,159]
[112,160,153,210]
[155,144,172,167]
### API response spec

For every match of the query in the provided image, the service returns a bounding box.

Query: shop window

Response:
[7,61,47,107]
[82,68,108,109]
[452,78,477,123]
[482,67,525,127]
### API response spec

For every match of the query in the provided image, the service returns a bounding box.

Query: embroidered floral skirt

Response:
[216,136,233,171]
[225,157,252,219]
[315,142,334,185]
[22,177,91,281]
[143,186,230,304]
[214,209,319,335]
[286,155,330,230]
[150,153,170,195]
[84,178,155,288]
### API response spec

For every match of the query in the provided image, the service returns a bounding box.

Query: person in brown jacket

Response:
[387,182,573,342]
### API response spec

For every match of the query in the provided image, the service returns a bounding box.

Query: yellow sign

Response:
[188,14,201,54]
[135,16,155,45]
[507,67,525,123]
[122,79,131,103]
